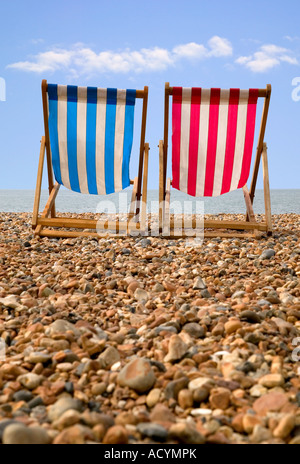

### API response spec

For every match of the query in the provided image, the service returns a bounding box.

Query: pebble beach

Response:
[0,212,299,445]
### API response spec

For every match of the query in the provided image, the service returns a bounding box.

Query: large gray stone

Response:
[260,249,276,260]
[48,397,83,422]
[137,423,168,441]
[98,346,120,369]
[46,319,81,337]
[117,358,156,393]
[3,424,51,444]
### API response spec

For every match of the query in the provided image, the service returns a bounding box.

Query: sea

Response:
[0,189,299,215]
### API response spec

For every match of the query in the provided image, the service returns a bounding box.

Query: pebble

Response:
[46,319,80,337]
[139,238,152,248]
[239,310,261,323]
[53,424,95,444]
[150,404,176,424]
[52,410,82,431]
[224,320,243,335]
[190,408,212,417]
[0,420,18,441]
[48,398,83,422]
[182,323,205,338]
[253,392,289,416]
[117,358,156,393]
[146,389,161,408]
[98,346,120,369]
[201,289,211,299]
[164,335,188,363]
[178,389,194,409]
[13,390,34,403]
[137,423,168,441]
[289,436,300,445]
[28,397,45,409]
[169,423,205,444]
[250,425,272,443]
[0,212,299,445]
[193,277,207,290]
[18,373,43,390]
[273,414,295,439]
[188,377,213,391]
[242,414,263,434]
[28,352,52,364]
[163,281,177,292]
[165,377,189,400]
[209,388,231,410]
[212,323,225,336]
[0,295,23,310]
[193,388,210,403]
[204,419,220,434]
[134,288,149,302]
[260,249,276,260]
[249,384,268,398]
[258,374,285,388]
[102,426,128,445]
[3,424,51,444]
[127,281,141,295]
[91,383,107,396]
[153,283,165,293]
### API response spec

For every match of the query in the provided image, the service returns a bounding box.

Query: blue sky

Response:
[0,0,300,191]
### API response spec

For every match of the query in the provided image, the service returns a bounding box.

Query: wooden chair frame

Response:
[159,82,272,238]
[32,80,149,238]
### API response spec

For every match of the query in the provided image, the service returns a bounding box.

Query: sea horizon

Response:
[0,188,299,215]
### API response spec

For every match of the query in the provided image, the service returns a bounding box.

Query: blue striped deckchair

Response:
[33,80,149,238]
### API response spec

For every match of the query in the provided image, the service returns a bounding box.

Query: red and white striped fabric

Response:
[172,87,259,197]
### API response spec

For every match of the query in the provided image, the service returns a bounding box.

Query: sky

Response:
[0,0,300,192]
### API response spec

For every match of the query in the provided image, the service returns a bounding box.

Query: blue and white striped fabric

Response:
[47,84,136,195]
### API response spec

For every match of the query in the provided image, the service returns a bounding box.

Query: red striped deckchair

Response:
[159,83,272,238]
[32,80,149,238]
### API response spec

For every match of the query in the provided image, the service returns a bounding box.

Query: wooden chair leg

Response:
[159,140,165,233]
[140,143,149,233]
[129,177,138,221]
[262,143,272,235]
[243,185,257,221]
[163,178,171,236]
[32,137,46,228]
[35,183,60,236]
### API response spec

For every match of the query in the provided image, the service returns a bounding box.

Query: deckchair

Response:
[159,83,272,238]
[33,80,149,238]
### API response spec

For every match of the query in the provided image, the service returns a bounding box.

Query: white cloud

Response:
[284,35,300,42]
[173,42,207,59]
[172,36,232,61]
[30,38,45,45]
[236,43,298,72]
[7,37,233,76]
[208,36,233,57]
[9,49,73,73]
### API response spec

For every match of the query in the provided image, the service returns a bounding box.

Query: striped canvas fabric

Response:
[47,84,136,195]
[172,87,259,197]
